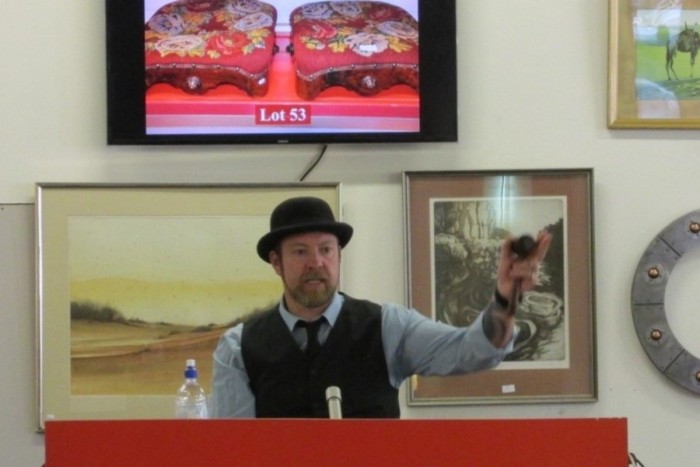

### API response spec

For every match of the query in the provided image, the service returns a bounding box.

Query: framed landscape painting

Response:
[403,170,596,405]
[35,182,342,430]
[609,0,700,128]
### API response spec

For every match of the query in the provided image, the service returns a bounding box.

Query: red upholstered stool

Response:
[145,0,278,96]
[288,1,419,100]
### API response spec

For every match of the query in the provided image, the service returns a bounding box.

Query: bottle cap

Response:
[184,359,197,379]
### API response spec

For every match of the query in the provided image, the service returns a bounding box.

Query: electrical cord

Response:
[297,144,328,182]
[628,452,645,466]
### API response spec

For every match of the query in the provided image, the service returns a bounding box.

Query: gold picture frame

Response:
[609,0,700,128]
[404,169,597,405]
[35,182,342,431]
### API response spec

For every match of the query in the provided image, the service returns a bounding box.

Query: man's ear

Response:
[269,250,282,276]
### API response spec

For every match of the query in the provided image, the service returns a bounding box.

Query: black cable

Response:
[297,144,328,182]
[628,452,645,466]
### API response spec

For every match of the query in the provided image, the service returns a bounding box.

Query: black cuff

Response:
[482,304,495,339]
[494,288,509,309]
[494,288,521,309]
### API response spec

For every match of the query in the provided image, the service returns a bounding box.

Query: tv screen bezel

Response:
[106,0,457,145]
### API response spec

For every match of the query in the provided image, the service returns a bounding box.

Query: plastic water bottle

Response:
[174,359,208,419]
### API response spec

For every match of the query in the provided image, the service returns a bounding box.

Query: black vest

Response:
[241,295,400,418]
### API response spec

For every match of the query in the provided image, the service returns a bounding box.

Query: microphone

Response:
[325,386,343,419]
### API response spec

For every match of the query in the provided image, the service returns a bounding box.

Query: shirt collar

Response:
[278,291,344,331]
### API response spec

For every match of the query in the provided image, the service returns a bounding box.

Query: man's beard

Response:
[287,271,336,309]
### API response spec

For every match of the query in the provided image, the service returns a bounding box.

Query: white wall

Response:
[2,1,700,465]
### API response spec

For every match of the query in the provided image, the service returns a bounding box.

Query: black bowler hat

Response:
[256,197,353,262]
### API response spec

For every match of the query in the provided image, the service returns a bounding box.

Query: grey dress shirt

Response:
[210,292,512,418]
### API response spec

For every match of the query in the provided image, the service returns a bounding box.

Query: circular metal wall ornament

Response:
[631,210,700,394]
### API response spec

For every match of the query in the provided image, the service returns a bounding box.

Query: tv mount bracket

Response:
[631,209,700,395]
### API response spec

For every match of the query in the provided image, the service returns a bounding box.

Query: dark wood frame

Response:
[403,169,597,405]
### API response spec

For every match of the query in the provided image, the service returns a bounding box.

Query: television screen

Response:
[106,0,457,144]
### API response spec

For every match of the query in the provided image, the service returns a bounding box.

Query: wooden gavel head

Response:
[511,234,537,258]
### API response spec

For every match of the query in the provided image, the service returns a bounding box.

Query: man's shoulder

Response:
[341,293,379,306]
[243,304,280,328]
[340,293,383,313]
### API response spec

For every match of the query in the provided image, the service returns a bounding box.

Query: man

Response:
[211,196,551,418]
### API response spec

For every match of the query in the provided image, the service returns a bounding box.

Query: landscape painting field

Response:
[69,215,281,395]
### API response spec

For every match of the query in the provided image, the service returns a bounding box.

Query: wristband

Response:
[494,288,521,309]
[494,288,510,309]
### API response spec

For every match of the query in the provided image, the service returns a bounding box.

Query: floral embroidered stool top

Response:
[145,0,278,96]
[288,1,419,99]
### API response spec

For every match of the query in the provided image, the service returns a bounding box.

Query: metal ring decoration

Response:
[631,209,700,395]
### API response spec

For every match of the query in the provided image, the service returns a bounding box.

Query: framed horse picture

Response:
[609,0,700,128]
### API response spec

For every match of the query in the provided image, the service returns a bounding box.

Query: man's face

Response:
[270,231,341,314]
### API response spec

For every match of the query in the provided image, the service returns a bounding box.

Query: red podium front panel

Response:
[45,418,627,467]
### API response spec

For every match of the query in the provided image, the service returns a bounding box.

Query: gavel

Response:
[507,235,538,316]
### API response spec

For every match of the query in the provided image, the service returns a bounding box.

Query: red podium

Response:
[45,418,627,467]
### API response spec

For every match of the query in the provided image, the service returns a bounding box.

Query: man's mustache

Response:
[302,272,328,282]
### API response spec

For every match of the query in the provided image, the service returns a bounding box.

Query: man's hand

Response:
[489,230,553,348]
[496,230,553,303]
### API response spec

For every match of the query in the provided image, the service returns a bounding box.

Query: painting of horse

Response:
[666,23,700,80]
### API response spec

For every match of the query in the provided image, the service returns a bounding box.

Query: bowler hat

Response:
[256,197,353,262]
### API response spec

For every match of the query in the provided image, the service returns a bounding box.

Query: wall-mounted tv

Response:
[106,0,457,144]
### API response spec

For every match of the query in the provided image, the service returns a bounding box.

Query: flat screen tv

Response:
[106,0,457,144]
